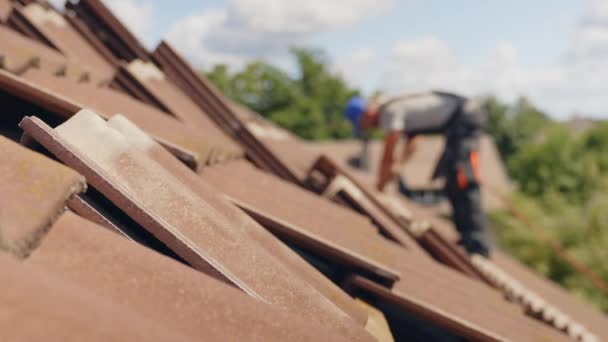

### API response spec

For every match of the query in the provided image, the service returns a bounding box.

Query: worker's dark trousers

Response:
[349,136,371,171]
[359,136,371,171]
[445,181,491,257]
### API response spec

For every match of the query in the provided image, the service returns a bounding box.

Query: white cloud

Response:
[380,36,608,118]
[166,0,394,69]
[333,48,377,88]
[226,0,394,34]
[573,0,608,60]
[379,0,608,118]
[47,0,66,9]
[103,0,155,47]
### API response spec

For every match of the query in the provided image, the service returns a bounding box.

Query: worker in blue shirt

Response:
[345,91,490,257]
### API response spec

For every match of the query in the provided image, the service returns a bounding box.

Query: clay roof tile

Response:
[0,136,85,258]
[19,111,374,341]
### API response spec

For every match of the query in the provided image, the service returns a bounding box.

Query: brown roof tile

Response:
[66,0,150,62]
[350,274,571,342]
[200,158,569,340]
[491,252,608,341]
[357,247,578,341]
[209,161,378,236]
[151,41,237,133]
[66,194,131,239]
[0,68,81,115]
[0,136,85,258]
[20,111,373,341]
[16,2,115,80]
[0,253,193,341]
[353,190,490,283]
[230,102,321,181]
[151,41,303,183]
[229,102,321,182]
[0,24,67,75]
[203,160,406,282]
[105,114,368,325]
[7,68,215,168]
[355,298,395,342]
[396,197,462,242]
[255,132,321,181]
[412,224,492,283]
[0,23,95,82]
[112,60,243,162]
[24,211,353,341]
[472,255,600,341]
[308,156,430,253]
[311,160,487,283]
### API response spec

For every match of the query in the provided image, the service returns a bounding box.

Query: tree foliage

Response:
[206,48,358,140]
[484,96,608,312]
[483,96,550,171]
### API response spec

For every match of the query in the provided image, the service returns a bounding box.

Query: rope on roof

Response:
[486,184,608,296]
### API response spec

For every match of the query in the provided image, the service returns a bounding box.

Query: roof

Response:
[2,67,235,169]
[8,2,115,81]
[66,0,149,62]
[200,159,578,341]
[0,135,349,341]
[0,253,191,341]
[0,1,605,340]
[0,24,69,76]
[28,212,352,341]
[231,102,322,181]
[101,113,368,325]
[111,59,243,162]
[490,252,608,340]
[20,110,372,341]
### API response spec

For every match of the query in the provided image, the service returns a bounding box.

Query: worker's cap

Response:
[344,96,368,125]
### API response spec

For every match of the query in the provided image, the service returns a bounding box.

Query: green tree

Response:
[483,95,608,312]
[207,62,295,115]
[508,126,600,204]
[205,47,359,140]
[483,96,550,172]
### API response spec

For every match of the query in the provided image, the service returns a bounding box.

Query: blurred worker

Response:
[349,91,490,257]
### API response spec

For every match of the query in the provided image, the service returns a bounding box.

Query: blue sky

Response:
[65,0,607,119]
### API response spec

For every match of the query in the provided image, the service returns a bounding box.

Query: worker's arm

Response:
[377,131,401,192]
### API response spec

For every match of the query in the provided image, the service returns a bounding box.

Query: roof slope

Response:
[0,252,192,341]
[20,110,373,341]
[25,211,352,341]
[105,113,368,325]
[15,2,115,79]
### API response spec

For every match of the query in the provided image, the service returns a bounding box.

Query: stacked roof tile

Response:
[0,1,606,341]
